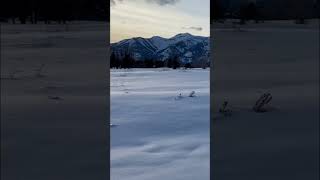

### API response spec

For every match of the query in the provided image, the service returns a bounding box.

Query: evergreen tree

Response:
[247,2,258,23]
[239,2,259,24]
[155,61,164,68]
[172,56,180,69]
[211,0,225,23]
[144,59,154,68]
[134,60,144,68]
[117,58,122,69]
[129,55,135,68]
[184,63,192,69]
[121,53,135,69]
[166,58,173,68]
[239,4,248,24]
[122,53,130,69]
[110,52,116,68]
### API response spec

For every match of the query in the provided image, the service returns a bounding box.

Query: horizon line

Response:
[111,32,210,44]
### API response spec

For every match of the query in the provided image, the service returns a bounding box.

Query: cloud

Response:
[112,0,179,6]
[146,0,180,6]
[182,26,203,31]
[111,0,124,6]
[111,0,115,6]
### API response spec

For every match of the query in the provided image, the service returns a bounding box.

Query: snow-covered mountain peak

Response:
[172,33,193,38]
[111,33,210,66]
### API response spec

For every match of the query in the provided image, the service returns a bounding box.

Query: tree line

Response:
[212,1,270,24]
[0,0,109,24]
[110,52,201,69]
[211,0,319,24]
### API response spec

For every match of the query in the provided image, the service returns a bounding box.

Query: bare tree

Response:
[253,93,273,112]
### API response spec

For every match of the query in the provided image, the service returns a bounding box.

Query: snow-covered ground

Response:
[111,68,210,180]
[211,20,319,179]
[1,22,109,179]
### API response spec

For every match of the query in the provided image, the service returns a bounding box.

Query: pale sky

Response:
[111,0,210,43]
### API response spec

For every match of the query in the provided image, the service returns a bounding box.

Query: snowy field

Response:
[211,19,319,179]
[2,20,318,180]
[1,22,109,179]
[111,68,210,180]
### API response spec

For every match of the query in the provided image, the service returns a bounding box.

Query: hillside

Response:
[111,33,210,67]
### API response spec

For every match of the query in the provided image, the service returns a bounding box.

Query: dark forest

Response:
[0,0,109,24]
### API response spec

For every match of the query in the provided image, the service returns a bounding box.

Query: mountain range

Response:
[111,33,210,66]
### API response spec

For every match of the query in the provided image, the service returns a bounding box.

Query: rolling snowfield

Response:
[111,68,210,180]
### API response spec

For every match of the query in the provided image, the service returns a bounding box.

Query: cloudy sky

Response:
[111,0,210,43]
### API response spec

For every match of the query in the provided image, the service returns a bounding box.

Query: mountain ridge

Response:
[111,33,210,66]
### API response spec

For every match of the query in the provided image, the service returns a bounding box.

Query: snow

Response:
[111,68,210,180]
[1,21,110,179]
[184,51,193,57]
[150,36,168,51]
[135,38,157,52]
[211,19,319,179]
